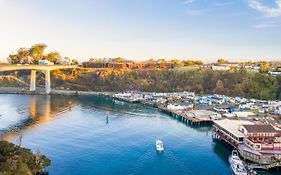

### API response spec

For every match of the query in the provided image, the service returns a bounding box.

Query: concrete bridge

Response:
[0,65,78,94]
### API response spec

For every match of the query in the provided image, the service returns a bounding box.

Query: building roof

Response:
[243,125,277,133]
[214,119,254,138]
[186,110,217,117]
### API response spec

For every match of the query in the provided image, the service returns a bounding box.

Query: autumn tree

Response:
[217,59,228,65]
[184,60,194,66]
[170,59,181,65]
[44,51,61,63]
[7,54,19,64]
[29,43,47,64]
[259,61,270,73]
[16,48,30,64]
[113,57,125,63]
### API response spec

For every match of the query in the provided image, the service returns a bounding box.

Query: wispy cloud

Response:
[183,0,234,16]
[183,0,196,5]
[249,0,281,17]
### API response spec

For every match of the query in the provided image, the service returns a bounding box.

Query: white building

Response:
[211,65,230,71]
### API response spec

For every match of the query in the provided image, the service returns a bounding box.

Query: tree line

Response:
[7,43,77,65]
[53,68,281,100]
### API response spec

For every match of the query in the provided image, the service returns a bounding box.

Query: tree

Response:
[44,51,61,63]
[170,59,181,65]
[214,79,225,94]
[7,54,19,64]
[0,141,50,175]
[184,60,194,66]
[217,59,228,65]
[158,59,166,62]
[89,58,95,62]
[259,61,270,73]
[194,60,203,65]
[113,57,125,63]
[72,59,79,65]
[29,43,47,64]
[16,48,30,64]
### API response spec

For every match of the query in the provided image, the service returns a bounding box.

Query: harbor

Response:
[111,91,281,173]
[0,94,234,175]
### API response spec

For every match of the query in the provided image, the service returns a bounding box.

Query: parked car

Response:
[39,60,54,65]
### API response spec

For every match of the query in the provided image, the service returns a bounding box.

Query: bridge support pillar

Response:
[45,70,51,94]
[30,70,36,91]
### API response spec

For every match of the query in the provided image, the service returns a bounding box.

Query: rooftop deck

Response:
[214,119,254,138]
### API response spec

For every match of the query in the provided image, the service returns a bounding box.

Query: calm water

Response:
[0,94,278,175]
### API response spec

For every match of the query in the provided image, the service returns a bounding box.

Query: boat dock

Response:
[158,106,213,126]
[111,94,214,126]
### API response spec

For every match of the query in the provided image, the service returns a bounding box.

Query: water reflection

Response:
[1,94,279,175]
[29,95,77,124]
[1,95,77,140]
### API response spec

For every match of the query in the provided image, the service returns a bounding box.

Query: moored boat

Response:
[229,150,248,175]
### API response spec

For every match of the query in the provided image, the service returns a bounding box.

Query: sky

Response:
[0,0,281,62]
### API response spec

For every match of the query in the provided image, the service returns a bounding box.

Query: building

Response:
[167,102,193,111]
[213,119,281,167]
[213,119,254,147]
[186,110,222,120]
[211,65,231,71]
[232,111,256,118]
[107,62,127,69]
[82,61,107,68]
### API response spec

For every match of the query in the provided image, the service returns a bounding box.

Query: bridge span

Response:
[0,65,78,94]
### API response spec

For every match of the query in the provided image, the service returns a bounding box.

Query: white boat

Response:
[155,140,164,152]
[229,150,248,175]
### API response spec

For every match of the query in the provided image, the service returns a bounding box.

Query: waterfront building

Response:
[232,111,256,118]
[185,110,222,121]
[167,102,193,111]
[213,119,281,168]
[213,119,254,147]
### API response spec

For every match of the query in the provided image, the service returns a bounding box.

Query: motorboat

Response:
[229,150,248,175]
[155,140,164,152]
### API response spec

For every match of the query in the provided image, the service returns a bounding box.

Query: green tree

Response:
[194,60,203,65]
[214,79,225,94]
[184,60,194,66]
[113,57,125,63]
[259,61,270,73]
[170,59,181,65]
[217,59,228,65]
[7,54,19,64]
[17,48,30,64]
[29,43,47,64]
[72,59,79,65]
[44,51,61,63]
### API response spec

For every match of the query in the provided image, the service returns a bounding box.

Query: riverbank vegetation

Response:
[0,141,50,175]
[53,68,281,100]
[1,66,281,100]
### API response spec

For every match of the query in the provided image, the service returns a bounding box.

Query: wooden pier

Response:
[158,106,213,126]
[112,95,213,126]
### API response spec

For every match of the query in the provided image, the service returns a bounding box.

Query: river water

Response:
[0,94,278,175]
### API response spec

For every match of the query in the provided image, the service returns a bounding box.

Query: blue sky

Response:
[0,0,280,61]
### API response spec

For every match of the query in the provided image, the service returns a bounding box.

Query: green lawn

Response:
[176,66,200,71]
